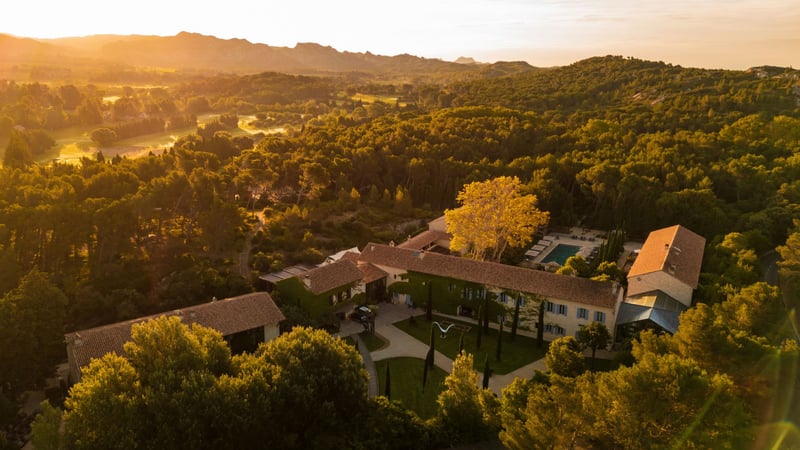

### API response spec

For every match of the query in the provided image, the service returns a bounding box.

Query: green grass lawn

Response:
[393,315,548,374]
[374,357,447,420]
[360,331,387,352]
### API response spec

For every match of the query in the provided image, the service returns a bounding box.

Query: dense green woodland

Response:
[2,56,800,448]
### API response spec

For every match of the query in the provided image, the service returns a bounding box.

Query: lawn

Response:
[359,331,387,352]
[393,315,548,374]
[374,357,447,420]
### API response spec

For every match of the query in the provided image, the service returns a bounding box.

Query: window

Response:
[518,296,526,307]
[544,324,553,333]
[554,326,565,336]
[499,292,508,304]
[557,304,567,316]
[594,311,606,323]
[546,301,555,313]
[577,308,588,320]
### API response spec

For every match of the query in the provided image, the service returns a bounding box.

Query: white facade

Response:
[627,270,694,307]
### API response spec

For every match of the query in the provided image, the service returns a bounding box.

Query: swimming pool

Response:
[540,244,581,266]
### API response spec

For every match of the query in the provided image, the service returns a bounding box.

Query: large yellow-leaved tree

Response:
[444,176,549,261]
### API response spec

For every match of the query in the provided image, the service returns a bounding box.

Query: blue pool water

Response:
[540,244,581,266]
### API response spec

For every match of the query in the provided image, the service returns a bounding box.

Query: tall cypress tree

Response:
[422,357,429,391]
[384,363,391,400]
[482,355,491,389]
[496,320,504,361]
[511,295,521,340]
[482,294,490,333]
[476,306,483,349]
[537,300,545,348]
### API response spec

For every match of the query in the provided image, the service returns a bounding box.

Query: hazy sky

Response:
[6,0,799,69]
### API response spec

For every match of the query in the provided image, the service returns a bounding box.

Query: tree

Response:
[384,363,391,400]
[576,321,611,370]
[536,299,545,348]
[584,353,751,448]
[510,295,521,340]
[0,268,67,396]
[30,401,62,450]
[62,321,371,450]
[496,319,504,361]
[545,336,585,377]
[482,354,491,389]
[254,326,369,449]
[3,129,33,169]
[777,223,800,323]
[499,375,586,450]
[435,353,498,445]
[358,397,431,450]
[445,176,549,261]
[63,317,240,450]
[475,306,483,349]
[90,127,117,147]
[422,355,430,391]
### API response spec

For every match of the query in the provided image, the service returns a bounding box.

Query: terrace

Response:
[523,226,603,268]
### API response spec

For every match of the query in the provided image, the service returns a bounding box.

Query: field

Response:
[32,114,284,164]
[352,93,407,108]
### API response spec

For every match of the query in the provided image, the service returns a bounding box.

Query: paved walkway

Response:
[337,302,603,396]
[353,333,380,397]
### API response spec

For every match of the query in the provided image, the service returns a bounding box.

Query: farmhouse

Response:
[617,225,706,334]
[358,242,624,339]
[351,221,706,341]
[64,292,285,384]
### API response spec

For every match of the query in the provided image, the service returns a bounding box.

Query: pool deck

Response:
[524,227,603,266]
[523,226,644,270]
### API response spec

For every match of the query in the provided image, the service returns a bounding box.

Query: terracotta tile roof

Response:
[627,225,706,288]
[65,292,284,372]
[359,243,618,308]
[336,251,388,284]
[357,260,389,284]
[301,259,364,295]
[397,230,451,250]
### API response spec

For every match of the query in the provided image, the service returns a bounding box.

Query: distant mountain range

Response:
[0,32,538,82]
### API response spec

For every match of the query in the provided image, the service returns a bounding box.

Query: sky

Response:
[5,0,800,70]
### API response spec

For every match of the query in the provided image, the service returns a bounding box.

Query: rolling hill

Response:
[1,32,537,82]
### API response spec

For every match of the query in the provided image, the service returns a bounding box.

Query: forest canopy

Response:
[2,54,800,448]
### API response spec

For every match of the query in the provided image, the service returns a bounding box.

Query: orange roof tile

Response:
[65,292,284,372]
[627,225,706,288]
[359,243,617,308]
[301,259,364,295]
[397,230,451,250]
